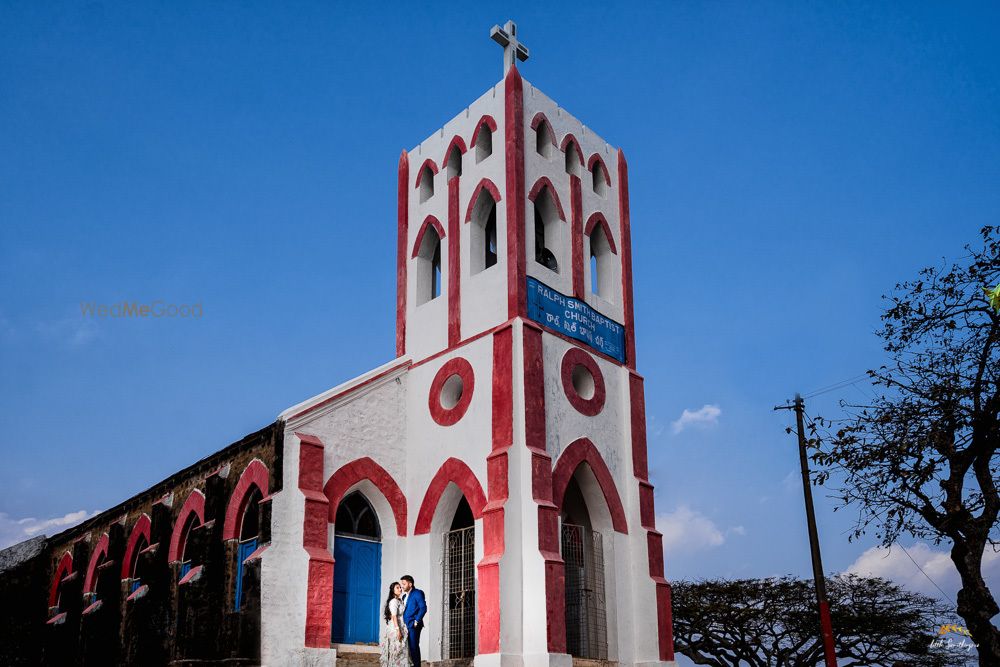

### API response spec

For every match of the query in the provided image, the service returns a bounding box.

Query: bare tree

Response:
[672,575,969,666]
[811,226,1000,664]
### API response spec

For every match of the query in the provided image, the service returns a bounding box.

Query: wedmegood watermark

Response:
[79,301,204,318]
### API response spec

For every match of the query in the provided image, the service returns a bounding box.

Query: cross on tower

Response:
[490,20,529,76]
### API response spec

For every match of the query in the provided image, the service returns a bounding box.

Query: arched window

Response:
[419,164,435,203]
[589,224,614,299]
[444,496,476,658]
[535,119,554,158]
[469,186,500,275]
[474,123,493,162]
[534,190,561,273]
[49,552,73,612]
[178,513,199,579]
[565,141,582,178]
[446,146,462,179]
[129,534,148,593]
[416,224,443,305]
[335,491,381,539]
[591,161,608,197]
[235,487,262,610]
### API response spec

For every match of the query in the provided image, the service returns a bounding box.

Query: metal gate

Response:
[562,523,607,659]
[442,526,476,658]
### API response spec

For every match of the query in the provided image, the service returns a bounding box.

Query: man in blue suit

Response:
[399,575,426,666]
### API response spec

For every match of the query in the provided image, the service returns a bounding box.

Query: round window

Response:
[561,348,606,416]
[429,357,475,426]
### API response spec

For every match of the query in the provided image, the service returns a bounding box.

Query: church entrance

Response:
[442,496,476,659]
[332,491,382,645]
[561,477,608,659]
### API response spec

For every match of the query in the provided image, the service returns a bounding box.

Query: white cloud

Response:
[659,505,727,553]
[671,404,721,434]
[0,510,95,550]
[844,542,1000,600]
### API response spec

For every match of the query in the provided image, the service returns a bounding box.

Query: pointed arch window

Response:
[535,119,555,158]
[418,164,435,203]
[565,141,583,177]
[468,181,501,275]
[413,219,445,306]
[586,214,618,301]
[235,487,262,610]
[446,146,463,179]
[474,123,493,162]
[334,491,382,540]
[533,191,562,273]
[128,535,148,593]
[177,513,199,579]
[590,160,609,197]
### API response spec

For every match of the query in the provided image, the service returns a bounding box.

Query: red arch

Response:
[552,438,628,533]
[414,458,487,535]
[120,513,151,578]
[531,112,557,148]
[49,551,73,607]
[528,177,567,221]
[223,459,269,540]
[470,115,498,149]
[587,154,612,186]
[83,533,109,594]
[168,490,206,563]
[442,135,468,169]
[464,178,502,223]
[411,215,446,258]
[324,457,408,536]
[413,159,439,188]
[585,212,618,254]
[561,134,585,165]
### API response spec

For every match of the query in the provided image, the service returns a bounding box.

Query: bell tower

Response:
[391,21,675,667]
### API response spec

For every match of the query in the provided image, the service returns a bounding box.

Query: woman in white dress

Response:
[380,582,411,667]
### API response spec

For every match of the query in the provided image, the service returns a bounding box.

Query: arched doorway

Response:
[561,476,608,659]
[443,496,475,659]
[332,491,382,645]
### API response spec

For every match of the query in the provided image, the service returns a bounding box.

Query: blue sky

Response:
[1,0,998,617]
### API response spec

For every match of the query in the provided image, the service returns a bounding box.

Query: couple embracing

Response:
[380,575,426,667]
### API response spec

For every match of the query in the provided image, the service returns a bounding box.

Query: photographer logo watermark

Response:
[930,623,978,654]
[80,301,203,319]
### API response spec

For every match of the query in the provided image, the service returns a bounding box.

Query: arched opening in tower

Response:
[561,475,609,660]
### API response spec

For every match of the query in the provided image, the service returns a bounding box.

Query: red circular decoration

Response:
[561,348,606,416]
[429,357,475,426]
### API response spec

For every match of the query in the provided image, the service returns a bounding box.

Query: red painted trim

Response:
[570,175,584,298]
[413,158,439,188]
[470,114,498,150]
[428,356,475,426]
[552,438,628,533]
[522,325,566,653]
[530,112,557,148]
[560,134,585,165]
[464,178,502,223]
[410,215,446,258]
[629,372,649,481]
[397,150,409,357]
[49,551,73,608]
[478,326,513,653]
[448,177,461,346]
[298,433,334,648]
[504,66,526,319]
[178,564,203,585]
[587,153,612,186]
[83,533,109,594]
[528,176,567,222]
[441,135,468,168]
[585,212,618,254]
[288,360,411,421]
[560,347,606,416]
[618,149,636,368]
[120,514,151,579]
[223,460,270,541]
[168,490,205,563]
[414,458,487,534]
[324,456,408,536]
[657,581,676,660]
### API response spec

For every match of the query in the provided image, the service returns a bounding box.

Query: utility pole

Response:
[775,393,837,667]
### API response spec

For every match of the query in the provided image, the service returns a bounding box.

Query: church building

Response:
[0,22,676,667]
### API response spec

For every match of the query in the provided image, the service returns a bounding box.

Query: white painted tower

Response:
[260,23,676,667]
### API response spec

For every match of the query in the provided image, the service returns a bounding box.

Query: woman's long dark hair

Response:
[383,582,400,622]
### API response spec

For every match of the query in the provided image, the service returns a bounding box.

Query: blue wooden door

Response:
[332,537,381,644]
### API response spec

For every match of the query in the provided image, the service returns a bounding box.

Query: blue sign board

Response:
[526,277,626,363]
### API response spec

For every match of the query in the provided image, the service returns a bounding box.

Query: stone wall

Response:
[0,421,283,666]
